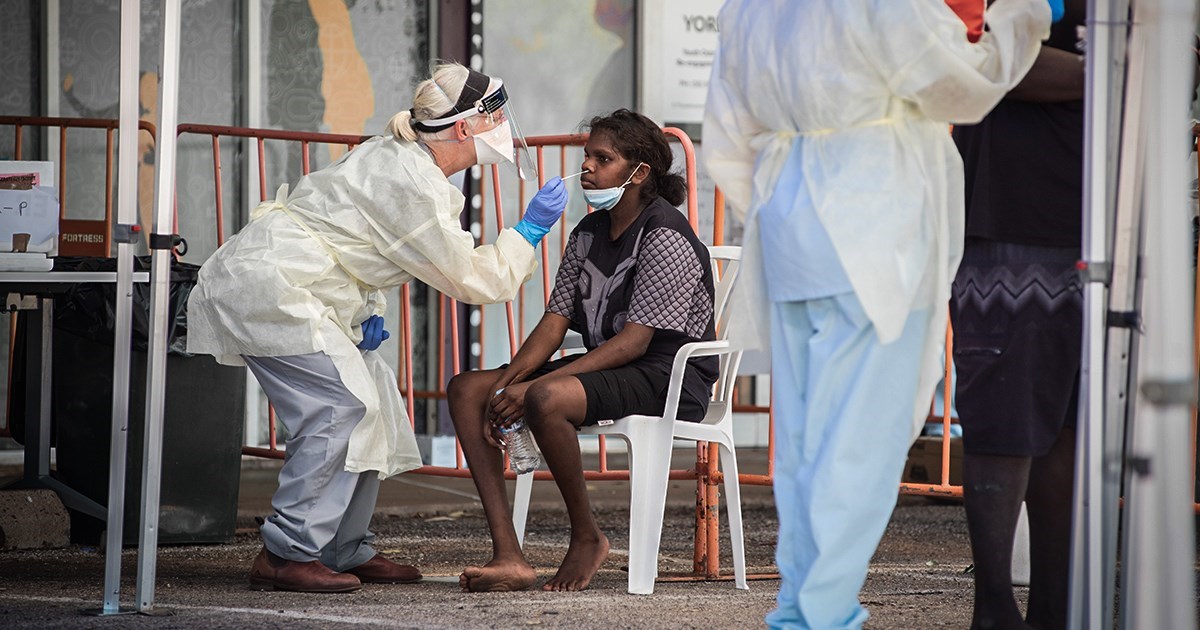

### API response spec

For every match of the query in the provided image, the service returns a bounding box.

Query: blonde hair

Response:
[387,62,471,142]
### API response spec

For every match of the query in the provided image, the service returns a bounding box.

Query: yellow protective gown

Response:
[187,135,537,478]
[703,0,1050,433]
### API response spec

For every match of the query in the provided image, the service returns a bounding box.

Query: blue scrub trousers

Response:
[766,294,932,630]
[245,352,381,572]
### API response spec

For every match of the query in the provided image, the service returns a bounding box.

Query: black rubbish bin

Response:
[10,257,246,545]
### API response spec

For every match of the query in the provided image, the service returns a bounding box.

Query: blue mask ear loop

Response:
[621,162,647,189]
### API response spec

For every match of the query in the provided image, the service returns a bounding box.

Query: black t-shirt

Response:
[547,196,719,409]
[953,6,1086,249]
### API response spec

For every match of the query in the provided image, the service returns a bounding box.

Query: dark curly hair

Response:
[582,109,687,207]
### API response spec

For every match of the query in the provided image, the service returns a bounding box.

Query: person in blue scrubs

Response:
[703,1,1053,627]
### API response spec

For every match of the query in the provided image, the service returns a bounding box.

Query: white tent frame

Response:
[1072,0,1197,628]
[92,0,179,615]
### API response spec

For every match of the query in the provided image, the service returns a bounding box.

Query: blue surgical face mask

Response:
[581,162,645,210]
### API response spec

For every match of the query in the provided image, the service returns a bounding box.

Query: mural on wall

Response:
[0,0,40,158]
[485,0,634,136]
[266,0,324,178]
[265,0,427,171]
[310,0,374,161]
[52,0,241,261]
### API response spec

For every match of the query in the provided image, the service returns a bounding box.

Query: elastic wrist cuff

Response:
[513,220,550,246]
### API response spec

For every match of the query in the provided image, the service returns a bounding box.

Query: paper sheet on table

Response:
[0,186,60,255]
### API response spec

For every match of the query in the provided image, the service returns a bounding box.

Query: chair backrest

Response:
[704,245,744,420]
[707,245,742,342]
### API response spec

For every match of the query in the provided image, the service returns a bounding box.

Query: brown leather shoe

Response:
[249,547,362,593]
[344,554,423,584]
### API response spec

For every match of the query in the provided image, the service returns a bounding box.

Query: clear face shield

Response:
[412,71,537,181]
[475,81,538,181]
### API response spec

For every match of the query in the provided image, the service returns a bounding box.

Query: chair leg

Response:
[512,471,534,548]
[624,421,675,595]
[718,441,748,590]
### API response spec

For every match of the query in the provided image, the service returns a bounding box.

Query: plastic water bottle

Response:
[500,420,541,474]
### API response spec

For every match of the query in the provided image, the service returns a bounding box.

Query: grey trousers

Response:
[245,352,379,571]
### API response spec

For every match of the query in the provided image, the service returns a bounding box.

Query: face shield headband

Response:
[410,69,537,180]
[411,69,500,132]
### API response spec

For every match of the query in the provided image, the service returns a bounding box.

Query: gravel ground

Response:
[3,454,1194,629]
[0,492,980,629]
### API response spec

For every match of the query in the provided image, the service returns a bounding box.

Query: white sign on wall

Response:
[637,0,723,130]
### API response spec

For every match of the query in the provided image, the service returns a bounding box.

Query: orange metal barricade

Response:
[0,115,157,439]
[7,116,1199,579]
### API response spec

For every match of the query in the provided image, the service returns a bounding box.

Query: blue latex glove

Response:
[514,177,567,246]
[357,315,390,351]
[523,177,568,230]
[1047,0,1064,22]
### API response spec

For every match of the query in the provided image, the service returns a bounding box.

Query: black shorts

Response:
[950,240,1083,457]
[514,355,707,426]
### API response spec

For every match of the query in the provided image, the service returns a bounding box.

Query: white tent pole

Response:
[1070,0,1121,626]
[242,0,265,448]
[1101,13,1145,629]
[100,0,141,614]
[40,0,59,161]
[1122,0,1197,628]
[134,0,182,613]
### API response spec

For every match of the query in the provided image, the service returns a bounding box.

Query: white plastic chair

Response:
[511,245,746,595]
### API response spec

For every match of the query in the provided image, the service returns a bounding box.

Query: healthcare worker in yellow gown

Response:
[188,62,566,593]
[703,1,1051,627]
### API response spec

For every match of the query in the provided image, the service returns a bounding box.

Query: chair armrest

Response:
[661,340,734,424]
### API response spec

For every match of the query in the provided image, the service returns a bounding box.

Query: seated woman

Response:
[448,109,719,593]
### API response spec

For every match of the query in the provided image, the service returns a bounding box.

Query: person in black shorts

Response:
[949,2,1086,628]
[447,109,718,593]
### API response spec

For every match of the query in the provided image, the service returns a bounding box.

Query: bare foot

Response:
[543,533,610,592]
[459,558,537,592]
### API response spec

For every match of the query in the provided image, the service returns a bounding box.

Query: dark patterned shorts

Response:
[949,240,1083,457]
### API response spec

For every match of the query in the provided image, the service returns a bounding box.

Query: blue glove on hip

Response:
[1047,0,1064,22]
[514,177,568,246]
[357,315,390,351]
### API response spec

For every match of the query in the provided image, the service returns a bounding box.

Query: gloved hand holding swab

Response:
[513,176,570,245]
